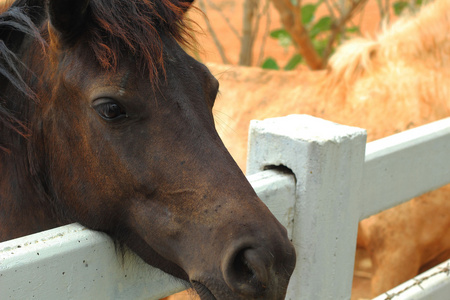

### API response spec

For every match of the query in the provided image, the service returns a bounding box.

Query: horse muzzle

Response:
[188,231,296,299]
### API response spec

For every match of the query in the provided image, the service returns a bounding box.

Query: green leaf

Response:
[270,29,290,39]
[301,4,317,25]
[393,1,408,16]
[284,54,303,70]
[312,38,328,56]
[269,29,292,48]
[262,58,280,70]
[310,16,332,38]
[346,26,360,33]
[279,36,293,48]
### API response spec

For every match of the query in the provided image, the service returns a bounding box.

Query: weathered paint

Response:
[372,259,450,300]
[0,224,187,299]
[247,169,296,240]
[362,117,450,219]
[248,114,367,300]
[247,114,450,300]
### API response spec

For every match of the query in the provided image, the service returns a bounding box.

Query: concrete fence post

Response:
[247,115,367,300]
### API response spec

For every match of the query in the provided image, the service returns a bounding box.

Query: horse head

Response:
[0,0,296,298]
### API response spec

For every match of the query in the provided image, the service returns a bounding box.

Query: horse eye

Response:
[93,100,127,121]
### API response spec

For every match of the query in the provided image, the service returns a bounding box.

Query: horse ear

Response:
[47,0,90,44]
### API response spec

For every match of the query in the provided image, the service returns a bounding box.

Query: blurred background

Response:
[186,0,427,70]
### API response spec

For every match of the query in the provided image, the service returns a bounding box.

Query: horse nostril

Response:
[223,246,272,297]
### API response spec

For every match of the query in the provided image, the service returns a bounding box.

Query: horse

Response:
[0,1,296,299]
[209,0,450,297]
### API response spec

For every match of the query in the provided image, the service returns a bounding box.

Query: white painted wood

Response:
[247,115,450,300]
[0,224,187,300]
[361,117,450,219]
[372,259,450,300]
[247,169,296,240]
[247,114,368,300]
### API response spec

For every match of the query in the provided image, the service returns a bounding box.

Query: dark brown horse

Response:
[0,0,295,298]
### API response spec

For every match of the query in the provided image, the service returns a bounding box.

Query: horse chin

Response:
[191,280,217,300]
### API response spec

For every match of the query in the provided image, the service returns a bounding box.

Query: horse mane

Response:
[327,0,449,86]
[0,0,44,152]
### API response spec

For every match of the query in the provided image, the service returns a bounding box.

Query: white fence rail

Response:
[1,114,449,299]
[248,115,450,300]
[0,224,187,299]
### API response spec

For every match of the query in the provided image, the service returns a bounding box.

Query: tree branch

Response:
[323,0,337,20]
[239,0,259,65]
[270,0,324,69]
[205,0,241,40]
[256,0,272,66]
[198,0,230,64]
[322,0,369,63]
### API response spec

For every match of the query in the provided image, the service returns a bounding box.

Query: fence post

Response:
[247,115,367,300]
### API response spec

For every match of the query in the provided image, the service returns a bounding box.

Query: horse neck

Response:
[0,1,62,242]
[0,81,62,243]
[0,127,62,242]
[0,126,65,242]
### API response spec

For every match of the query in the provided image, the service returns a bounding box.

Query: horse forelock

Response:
[84,0,196,80]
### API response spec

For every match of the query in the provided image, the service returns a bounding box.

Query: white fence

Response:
[1,114,449,299]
